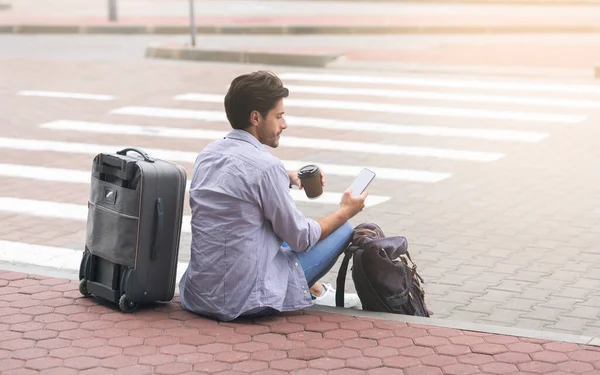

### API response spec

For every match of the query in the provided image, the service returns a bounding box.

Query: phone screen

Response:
[348,168,376,196]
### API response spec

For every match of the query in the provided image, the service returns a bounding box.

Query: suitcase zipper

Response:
[89,201,139,220]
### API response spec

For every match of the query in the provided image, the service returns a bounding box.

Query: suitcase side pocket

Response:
[86,176,141,267]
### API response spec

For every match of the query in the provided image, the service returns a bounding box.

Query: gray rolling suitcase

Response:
[78,147,187,313]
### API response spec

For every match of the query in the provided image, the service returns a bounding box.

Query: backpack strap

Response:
[402,251,425,284]
[335,245,359,308]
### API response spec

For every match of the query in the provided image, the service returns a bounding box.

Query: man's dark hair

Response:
[224,71,289,130]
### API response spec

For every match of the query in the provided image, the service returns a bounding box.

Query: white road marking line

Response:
[0,137,452,182]
[110,106,548,143]
[175,93,585,124]
[282,160,449,182]
[288,190,389,207]
[17,90,115,101]
[40,120,504,162]
[0,197,89,221]
[0,193,390,236]
[0,240,189,282]
[278,72,600,95]
[284,84,600,110]
[0,163,91,183]
[0,197,193,233]
[0,163,391,207]
[0,241,87,271]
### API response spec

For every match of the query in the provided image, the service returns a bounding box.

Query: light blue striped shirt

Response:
[179,129,322,321]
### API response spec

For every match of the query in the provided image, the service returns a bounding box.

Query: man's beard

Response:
[267,131,281,148]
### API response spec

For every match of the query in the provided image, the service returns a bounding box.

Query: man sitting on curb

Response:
[178,70,368,322]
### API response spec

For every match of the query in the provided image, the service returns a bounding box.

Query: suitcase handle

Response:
[103,154,126,170]
[151,198,164,261]
[95,155,134,181]
[117,148,155,163]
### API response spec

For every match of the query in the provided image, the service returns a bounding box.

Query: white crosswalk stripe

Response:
[284,84,600,110]
[0,163,391,207]
[17,90,115,101]
[0,197,185,234]
[2,70,594,274]
[278,72,600,94]
[110,106,549,142]
[0,137,447,182]
[0,240,189,284]
[39,120,505,162]
[0,241,90,271]
[174,93,586,123]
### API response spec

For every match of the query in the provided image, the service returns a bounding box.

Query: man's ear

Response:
[250,110,261,127]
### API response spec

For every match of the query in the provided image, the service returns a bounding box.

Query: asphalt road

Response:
[1,33,599,79]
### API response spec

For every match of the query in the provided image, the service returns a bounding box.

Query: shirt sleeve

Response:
[258,162,322,252]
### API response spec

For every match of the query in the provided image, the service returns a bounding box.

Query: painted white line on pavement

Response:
[0,137,452,182]
[0,163,391,207]
[0,240,189,283]
[110,106,549,143]
[0,197,193,233]
[175,93,585,124]
[0,163,91,183]
[288,189,389,207]
[0,197,89,221]
[0,194,388,234]
[40,120,504,162]
[17,90,115,101]
[281,160,449,183]
[278,72,600,95]
[0,241,86,271]
[284,84,600,110]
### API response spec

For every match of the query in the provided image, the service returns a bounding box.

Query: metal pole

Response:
[108,0,117,22]
[189,0,196,47]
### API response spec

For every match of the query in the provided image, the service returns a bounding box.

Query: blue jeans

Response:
[293,221,354,288]
[243,221,354,318]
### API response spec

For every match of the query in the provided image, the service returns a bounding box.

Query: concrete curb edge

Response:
[145,44,345,68]
[308,305,600,347]
[2,24,600,35]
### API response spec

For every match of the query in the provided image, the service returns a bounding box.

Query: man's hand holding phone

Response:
[315,168,373,241]
[339,168,375,219]
[340,189,368,219]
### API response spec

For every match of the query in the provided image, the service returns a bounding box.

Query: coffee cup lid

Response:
[298,164,319,178]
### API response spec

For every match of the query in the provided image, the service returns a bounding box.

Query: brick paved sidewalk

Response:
[3,269,600,375]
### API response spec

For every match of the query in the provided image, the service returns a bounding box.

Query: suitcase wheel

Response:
[79,279,91,297]
[119,294,139,313]
[79,250,92,298]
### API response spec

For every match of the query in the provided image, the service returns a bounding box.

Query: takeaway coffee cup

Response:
[298,164,323,199]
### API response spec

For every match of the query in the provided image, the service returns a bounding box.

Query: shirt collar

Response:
[224,129,267,152]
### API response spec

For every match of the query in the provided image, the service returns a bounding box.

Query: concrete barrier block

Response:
[15,24,80,34]
[145,44,344,68]
[82,25,148,34]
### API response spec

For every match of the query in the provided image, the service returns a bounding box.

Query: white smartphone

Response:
[348,168,376,197]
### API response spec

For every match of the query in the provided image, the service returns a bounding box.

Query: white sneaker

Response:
[312,283,360,309]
